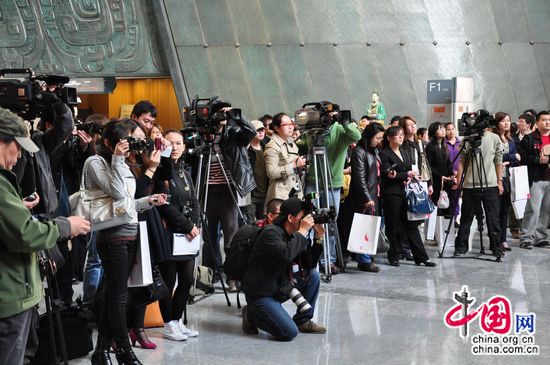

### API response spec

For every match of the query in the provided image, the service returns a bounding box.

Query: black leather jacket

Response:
[349,144,380,214]
[220,117,257,197]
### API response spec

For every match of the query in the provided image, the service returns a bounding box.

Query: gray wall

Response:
[1,0,549,125]
[162,0,550,124]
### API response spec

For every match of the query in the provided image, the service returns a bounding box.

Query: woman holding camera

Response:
[379,126,436,268]
[154,129,201,341]
[264,113,306,204]
[88,120,167,365]
[348,123,385,272]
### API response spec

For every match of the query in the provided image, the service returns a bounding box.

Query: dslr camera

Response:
[303,192,336,224]
[279,282,311,313]
[459,109,496,142]
[125,136,147,152]
[0,68,78,120]
[294,101,352,130]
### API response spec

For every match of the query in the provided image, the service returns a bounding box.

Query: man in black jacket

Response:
[203,103,257,283]
[242,198,326,341]
[518,111,550,249]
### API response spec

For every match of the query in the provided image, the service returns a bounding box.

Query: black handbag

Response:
[147,265,169,302]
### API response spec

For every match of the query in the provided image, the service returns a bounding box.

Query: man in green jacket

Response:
[0,108,90,365]
[300,111,361,272]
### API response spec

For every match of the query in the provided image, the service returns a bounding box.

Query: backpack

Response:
[223,224,263,281]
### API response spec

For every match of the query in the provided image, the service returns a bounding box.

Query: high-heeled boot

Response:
[91,335,113,365]
[114,340,142,365]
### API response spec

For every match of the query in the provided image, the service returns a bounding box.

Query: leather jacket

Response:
[349,144,380,214]
[220,117,257,197]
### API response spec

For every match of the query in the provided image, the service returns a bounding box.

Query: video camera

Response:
[459,109,496,142]
[0,68,78,120]
[183,95,241,133]
[303,192,336,224]
[294,101,351,130]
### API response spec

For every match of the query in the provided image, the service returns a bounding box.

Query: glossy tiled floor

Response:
[71,233,550,365]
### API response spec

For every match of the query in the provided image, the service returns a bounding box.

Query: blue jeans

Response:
[0,308,33,365]
[245,269,320,341]
[305,186,340,265]
[82,233,103,304]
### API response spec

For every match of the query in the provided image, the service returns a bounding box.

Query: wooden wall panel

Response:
[79,78,183,130]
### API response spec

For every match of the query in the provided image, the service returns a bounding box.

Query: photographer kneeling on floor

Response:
[241,198,326,341]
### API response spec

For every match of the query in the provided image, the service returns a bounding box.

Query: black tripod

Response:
[192,140,247,306]
[38,252,69,365]
[305,130,346,282]
[438,137,502,262]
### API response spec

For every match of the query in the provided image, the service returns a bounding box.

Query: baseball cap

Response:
[0,108,39,153]
[273,197,305,225]
[251,120,265,130]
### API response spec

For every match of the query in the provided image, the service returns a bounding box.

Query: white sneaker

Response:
[163,320,188,341]
[178,319,199,337]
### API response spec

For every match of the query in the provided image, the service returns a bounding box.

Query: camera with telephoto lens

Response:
[279,282,311,313]
[0,68,78,120]
[303,192,336,224]
[459,109,496,143]
[125,136,147,152]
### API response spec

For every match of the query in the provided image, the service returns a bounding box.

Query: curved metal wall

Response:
[162,0,550,124]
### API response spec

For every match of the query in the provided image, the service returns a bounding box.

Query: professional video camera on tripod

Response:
[294,101,361,281]
[182,96,257,304]
[439,109,505,262]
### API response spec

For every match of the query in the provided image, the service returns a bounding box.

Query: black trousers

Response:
[203,184,239,271]
[382,193,429,264]
[454,187,501,252]
[96,239,137,344]
[159,259,194,322]
[498,190,512,244]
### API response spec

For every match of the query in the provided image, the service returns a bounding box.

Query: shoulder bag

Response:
[69,156,134,231]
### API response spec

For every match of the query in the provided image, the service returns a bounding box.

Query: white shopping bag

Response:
[128,221,153,287]
[424,206,438,239]
[510,166,530,219]
[435,216,455,251]
[347,213,381,255]
[173,232,201,256]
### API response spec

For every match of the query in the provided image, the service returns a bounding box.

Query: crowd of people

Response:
[0,95,549,364]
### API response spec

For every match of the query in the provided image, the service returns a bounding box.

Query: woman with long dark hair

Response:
[493,112,520,251]
[88,120,167,365]
[348,123,385,272]
[425,122,455,215]
[379,126,436,267]
[155,129,201,341]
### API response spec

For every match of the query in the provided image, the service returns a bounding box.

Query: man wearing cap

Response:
[242,198,326,341]
[0,108,91,364]
[248,120,268,219]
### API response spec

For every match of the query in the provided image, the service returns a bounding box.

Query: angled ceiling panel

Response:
[523,0,550,42]
[258,0,301,44]
[166,0,204,46]
[270,45,316,114]
[228,0,267,45]
[238,46,285,118]
[425,0,465,43]
[490,0,530,43]
[302,45,351,109]
[502,43,546,116]
[194,0,235,45]
[391,0,433,44]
